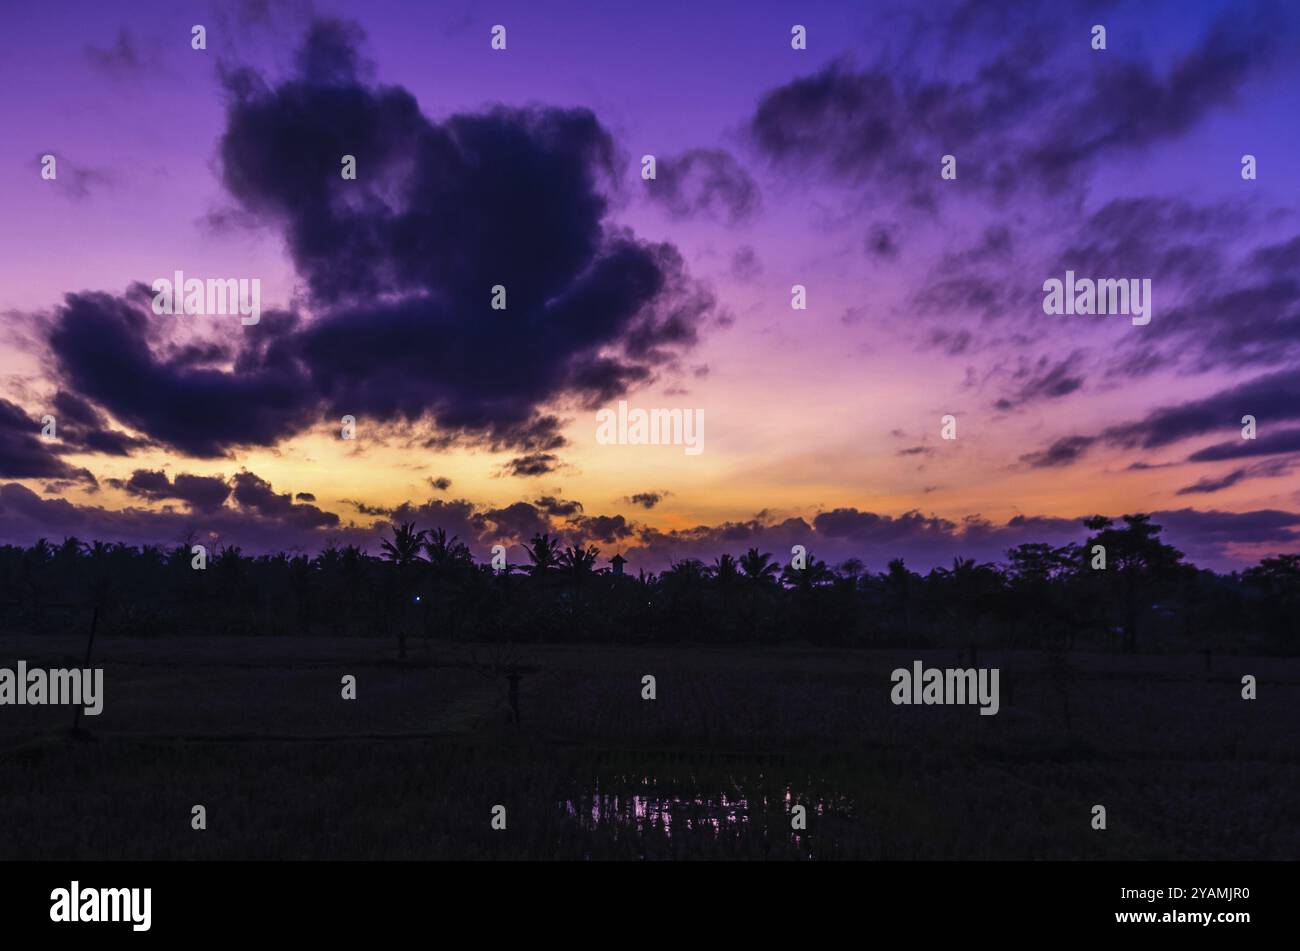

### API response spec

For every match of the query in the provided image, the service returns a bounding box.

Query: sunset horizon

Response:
[3,0,1299,925]
[3,0,1299,574]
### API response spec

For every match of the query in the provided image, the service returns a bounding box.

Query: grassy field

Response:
[1,635,1297,859]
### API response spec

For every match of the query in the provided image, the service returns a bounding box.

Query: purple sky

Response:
[2,0,1299,573]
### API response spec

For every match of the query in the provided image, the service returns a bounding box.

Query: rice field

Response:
[1,635,1296,859]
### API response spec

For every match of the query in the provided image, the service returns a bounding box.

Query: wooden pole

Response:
[72,605,99,733]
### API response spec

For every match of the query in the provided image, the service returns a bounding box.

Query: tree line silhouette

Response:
[0,514,1296,654]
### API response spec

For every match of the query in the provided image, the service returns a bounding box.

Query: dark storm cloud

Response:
[0,474,359,554]
[171,474,234,512]
[645,149,760,223]
[175,466,330,528]
[47,291,316,457]
[570,514,635,545]
[221,20,711,432]
[535,496,583,517]
[45,19,713,459]
[230,471,338,527]
[110,468,165,497]
[344,499,395,517]
[0,466,631,560]
[481,501,550,542]
[466,415,567,455]
[812,508,957,543]
[385,497,488,541]
[502,453,561,477]
[49,391,150,456]
[107,469,233,513]
[0,399,93,481]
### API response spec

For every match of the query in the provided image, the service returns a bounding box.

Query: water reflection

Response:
[561,774,832,855]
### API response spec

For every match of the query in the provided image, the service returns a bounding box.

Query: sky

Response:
[1,0,1299,572]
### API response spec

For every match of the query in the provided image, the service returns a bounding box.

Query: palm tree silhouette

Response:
[713,552,740,585]
[523,533,562,577]
[381,522,426,567]
[781,552,833,593]
[2,508,1289,655]
[380,522,426,659]
[886,558,913,639]
[738,547,779,586]
[559,543,600,608]
[423,527,471,569]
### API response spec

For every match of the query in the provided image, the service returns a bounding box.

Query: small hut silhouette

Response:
[610,553,627,577]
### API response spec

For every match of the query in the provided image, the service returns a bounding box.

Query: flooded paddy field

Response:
[1,637,1296,859]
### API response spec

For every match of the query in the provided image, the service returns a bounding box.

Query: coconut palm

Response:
[713,553,739,585]
[381,522,427,568]
[738,547,779,586]
[523,533,562,577]
[381,522,426,659]
[423,527,472,570]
